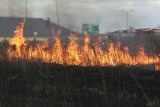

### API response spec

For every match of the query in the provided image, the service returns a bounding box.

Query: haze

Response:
[0,0,160,33]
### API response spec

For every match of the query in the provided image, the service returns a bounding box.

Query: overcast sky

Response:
[0,0,160,33]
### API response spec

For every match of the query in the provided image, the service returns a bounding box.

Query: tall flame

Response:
[6,19,160,71]
[8,19,26,58]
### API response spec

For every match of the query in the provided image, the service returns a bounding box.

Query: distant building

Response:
[154,30,160,35]
[135,28,153,35]
[0,17,73,37]
[108,28,160,40]
[135,28,160,35]
[108,30,135,39]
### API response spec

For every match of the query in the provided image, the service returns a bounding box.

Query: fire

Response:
[6,19,160,71]
[66,34,81,65]
[8,19,26,58]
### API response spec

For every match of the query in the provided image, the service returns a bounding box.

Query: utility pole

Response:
[25,0,28,39]
[55,0,60,26]
[26,0,28,18]
[126,12,128,31]
[122,10,133,31]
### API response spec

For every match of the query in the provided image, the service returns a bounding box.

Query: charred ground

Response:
[0,60,160,107]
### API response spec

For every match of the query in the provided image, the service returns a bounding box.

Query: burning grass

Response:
[2,19,159,71]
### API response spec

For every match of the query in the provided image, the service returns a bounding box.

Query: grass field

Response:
[0,60,159,107]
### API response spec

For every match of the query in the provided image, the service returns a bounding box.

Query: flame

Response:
[66,34,81,65]
[8,19,26,58]
[6,19,160,71]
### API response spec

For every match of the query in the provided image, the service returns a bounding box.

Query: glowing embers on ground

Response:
[7,19,160,70]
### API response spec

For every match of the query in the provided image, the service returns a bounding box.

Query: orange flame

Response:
[8,19,26,58]
[6,19,160,71]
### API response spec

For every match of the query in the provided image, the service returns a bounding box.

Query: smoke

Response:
[0,0,160,33]
[8,0,25,17]
[52,1,160,33]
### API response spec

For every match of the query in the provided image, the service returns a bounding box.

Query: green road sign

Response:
[82,24,99,35]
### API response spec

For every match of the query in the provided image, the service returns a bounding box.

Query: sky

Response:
[0,0,160,33]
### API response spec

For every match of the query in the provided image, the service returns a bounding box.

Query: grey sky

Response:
[0,0,160,33]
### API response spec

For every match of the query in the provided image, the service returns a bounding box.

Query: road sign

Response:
[82,24,99,35]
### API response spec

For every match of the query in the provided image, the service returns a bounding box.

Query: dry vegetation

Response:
[0,60,160,107]
[0,19,160,107]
